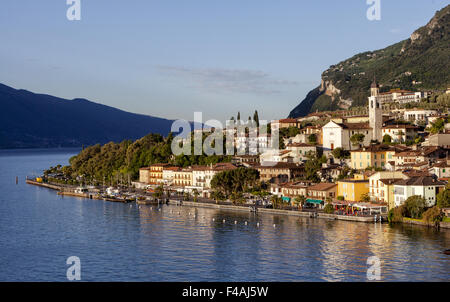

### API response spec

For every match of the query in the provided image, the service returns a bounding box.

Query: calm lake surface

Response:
[0,149,449,281]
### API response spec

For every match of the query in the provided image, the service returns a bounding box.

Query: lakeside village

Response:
[28,80,450,227]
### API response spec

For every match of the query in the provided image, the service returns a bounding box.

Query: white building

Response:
[382,124,419,143]
[285,143,317,162]
[322,121,372,151]
[404,109,438,124]
[393,176,446,207]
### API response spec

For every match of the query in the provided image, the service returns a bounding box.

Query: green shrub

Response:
[422,206,443,227]
[323,203,335,214]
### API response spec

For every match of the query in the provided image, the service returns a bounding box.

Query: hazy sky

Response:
[0,0,448,123]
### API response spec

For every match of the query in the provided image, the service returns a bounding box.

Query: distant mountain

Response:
[289,5,450,118]
[0,83,176,149]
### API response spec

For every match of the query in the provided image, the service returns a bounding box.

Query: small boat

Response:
[444,249,450,255]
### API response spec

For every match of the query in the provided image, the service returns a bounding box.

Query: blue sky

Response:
[0,0,448,123]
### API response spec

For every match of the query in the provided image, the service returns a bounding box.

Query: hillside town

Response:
[135,80,450,222]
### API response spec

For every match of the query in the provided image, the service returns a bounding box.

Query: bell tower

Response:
[369,78,382,142]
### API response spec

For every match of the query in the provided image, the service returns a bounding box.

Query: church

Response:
[322,78,384,151]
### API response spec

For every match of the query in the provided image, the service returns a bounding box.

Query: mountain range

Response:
[0,83,175,149]
[289,5,450,118]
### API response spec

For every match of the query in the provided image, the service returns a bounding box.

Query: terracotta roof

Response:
[394,176,446,186]
[342,122,371,130]
[379,179,402,185]
[257,162,304,170]
[382,124,418,130]
[278,118,298,123]
[212,163,237,171]
[286,143,315,148]
[307,183,337,191]
[352,144,394,153]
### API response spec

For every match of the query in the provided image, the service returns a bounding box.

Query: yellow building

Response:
[139,163,170,184]
[379,179,397,210]
[173,168,193,187]
[337,179,369,202]
[367,171,408,207]
[350,144,396,170]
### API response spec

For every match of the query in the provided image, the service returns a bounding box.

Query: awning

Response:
[306,199,324,205]
[282,196,291,202]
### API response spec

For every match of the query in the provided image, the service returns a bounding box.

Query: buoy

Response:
[256,222,260,227]
[273,224,276,228]
[158,208,161,211]
[223,219,226,223]
[234,221,237,224]
[245,221,248,225]
[212,218,215,222]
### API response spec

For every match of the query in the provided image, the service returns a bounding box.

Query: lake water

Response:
[0,149,448,281]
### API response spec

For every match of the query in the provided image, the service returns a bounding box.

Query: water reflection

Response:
[0,150,449,281]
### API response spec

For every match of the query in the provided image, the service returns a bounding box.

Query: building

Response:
[231,155,260,167]
[285,143,317,162]
[423,133,450,148]
[404,109,438,124]
[367,171,409,206]
[173,168,193,187]
[368,78,383,142]
[279,180,312,200]
[162,166,181,185]
[139,167,151,184]
[306,183,337,205]
[382,124,419,143]
[139,163,171,184]
[429,160,450,179]
[337,179,370,202]
[350,144,397,170]
[393,176,446,207]
[271,118,299,132]
[322,121,372,150]
[375,89,428,104]
[256,162,304,183]
[378,179,399,210]
[393,146,446,167]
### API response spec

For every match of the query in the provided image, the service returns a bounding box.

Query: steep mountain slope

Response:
[0,83,175,148]
[289,5,450,118]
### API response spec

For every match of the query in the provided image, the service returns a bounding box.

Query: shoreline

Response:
[26,179,450,229]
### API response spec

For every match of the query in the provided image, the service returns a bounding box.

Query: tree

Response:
[350,133,365,146]
[154,185,164,199]
[271,195,282,209]
[382,134,392,144]
[210,167,260,198]
[436,187,450,208]
[308,134,317,145]
[253,110,260,127]
[304,153,326,182]
[332,148,349,159]
[404,195,427,219]
[294,195,306,209]
[422,206,443,227]
[237,112,241,122]
[324,202,334,214]
[360,193,370,203]
[430,118,445,134]
[397,130,405,143]
[192,189,200,202]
